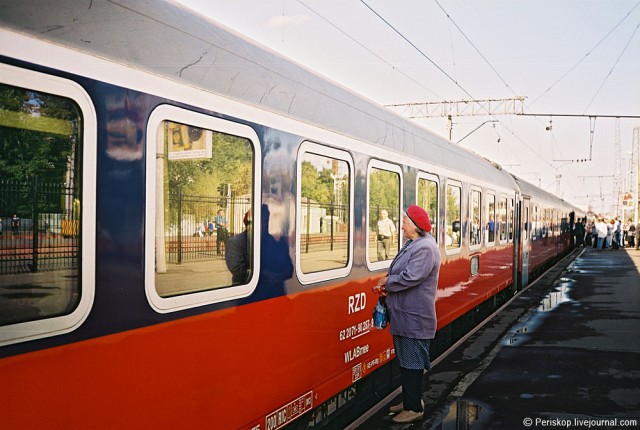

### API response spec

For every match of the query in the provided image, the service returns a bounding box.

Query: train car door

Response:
[521,197,531,287]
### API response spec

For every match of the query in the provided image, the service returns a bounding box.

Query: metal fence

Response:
[166,190,251,263]
[0,178,78,275]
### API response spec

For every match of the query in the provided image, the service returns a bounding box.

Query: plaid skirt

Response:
[393,335,432,371]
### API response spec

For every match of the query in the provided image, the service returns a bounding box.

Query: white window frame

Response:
[0,64,97,346]
[295,142,354,284]
[366,160,403,272]
[145,105,261,313]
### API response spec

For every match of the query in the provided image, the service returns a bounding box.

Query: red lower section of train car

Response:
[436,246,514,328]
[0,248,517,430]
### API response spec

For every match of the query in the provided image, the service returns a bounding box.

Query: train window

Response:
[509,198,514,242]
[146,105,260,312]
[523,201,530,241]
[367,160,402,270]
[296,143,353,284]
[532,205,539,240]
[469,188,482,248]
[486,193,496,246]
[0,64,96,346]
[499,197,508,243]
[417,174,438,243]
[446,182,461,252]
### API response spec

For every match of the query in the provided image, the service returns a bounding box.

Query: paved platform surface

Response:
[354,247,640,430]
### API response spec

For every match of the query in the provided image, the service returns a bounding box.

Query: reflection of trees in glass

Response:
[418,178,438,239]
[0,83,80,215]
[301,154,349,223]
[369,168,399,229]
[0,86,77,181]
[164,125,253,226]
[167,127,252,195]
[446,185,461,223]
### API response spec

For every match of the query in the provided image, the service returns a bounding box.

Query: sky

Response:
[175,0,640,217]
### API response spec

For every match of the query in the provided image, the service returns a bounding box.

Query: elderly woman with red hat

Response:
[372,204,441,423]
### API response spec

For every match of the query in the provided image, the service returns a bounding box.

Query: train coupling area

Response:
[350,247,640,430]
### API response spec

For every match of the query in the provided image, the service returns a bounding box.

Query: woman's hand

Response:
[372,276,388,296]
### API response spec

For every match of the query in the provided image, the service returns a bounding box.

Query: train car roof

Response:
[0,0,516,189]
[512,175,584,215]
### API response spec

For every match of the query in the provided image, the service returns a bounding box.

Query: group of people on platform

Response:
[574,217,639,250]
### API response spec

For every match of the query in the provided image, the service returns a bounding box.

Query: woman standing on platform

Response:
[372,205,441,424]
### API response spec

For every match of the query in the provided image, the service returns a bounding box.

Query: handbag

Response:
[373,296,388,330]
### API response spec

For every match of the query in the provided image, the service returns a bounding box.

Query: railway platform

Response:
[351,247,640,429]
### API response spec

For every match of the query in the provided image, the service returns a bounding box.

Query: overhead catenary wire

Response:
[582,19,640,113]
[358,0,556,172]
[530,0,640,107]
[296,0,445,100]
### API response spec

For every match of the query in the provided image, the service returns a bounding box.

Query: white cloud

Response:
[267,14,310,29]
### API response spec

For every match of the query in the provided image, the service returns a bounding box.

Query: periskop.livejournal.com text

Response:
[522,417,639,428]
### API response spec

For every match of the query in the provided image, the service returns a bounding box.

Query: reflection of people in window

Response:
[472,216,480,245]
[487,215,495,242]
[377,209,396,260]
[226,211,251,285]
[452,217,460,245]
[172,129,183,146]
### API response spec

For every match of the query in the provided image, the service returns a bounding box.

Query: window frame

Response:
[295,141,354,284]
[366,159,403,272]
[145,104,261,313]
[0,63,97,346]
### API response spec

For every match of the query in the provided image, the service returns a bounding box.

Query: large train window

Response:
[0,64,96,346]
[367,160,402,271]
[469,187,482,248]
[486,192,496,246]
[499,197,508,243]
[296,142,353,284]
[146,105,260,312]
[446,181,462,252]
[417,173,438,243]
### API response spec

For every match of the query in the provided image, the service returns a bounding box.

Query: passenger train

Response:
[0,1,583,429]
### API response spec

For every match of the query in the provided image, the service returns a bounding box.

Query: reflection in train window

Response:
[155,120,255,297]
[369,166,400,263]
[486,193,496,245]
[417,175,438,242]
[509,198,514,242]
[0,82,81,326]
[0,66,96,346]
[469,188,482,247]
[446,183,461,250]
[299,152,350,274]
[499,197,507,242]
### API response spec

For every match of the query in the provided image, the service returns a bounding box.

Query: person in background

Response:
[574,218,585,247]
[376,209,396,260]
[372,205,440,424]
[215,209,228,255]
[225,211,251,285]
[596,217,608,250]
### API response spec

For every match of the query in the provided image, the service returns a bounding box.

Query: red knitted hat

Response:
[406,205,432,232]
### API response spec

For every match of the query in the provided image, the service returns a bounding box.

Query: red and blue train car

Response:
[0,1,583,429]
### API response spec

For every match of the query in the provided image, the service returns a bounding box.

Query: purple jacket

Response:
[385,234,440,339]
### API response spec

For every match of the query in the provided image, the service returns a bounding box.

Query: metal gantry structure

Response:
[384,97,525,141]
